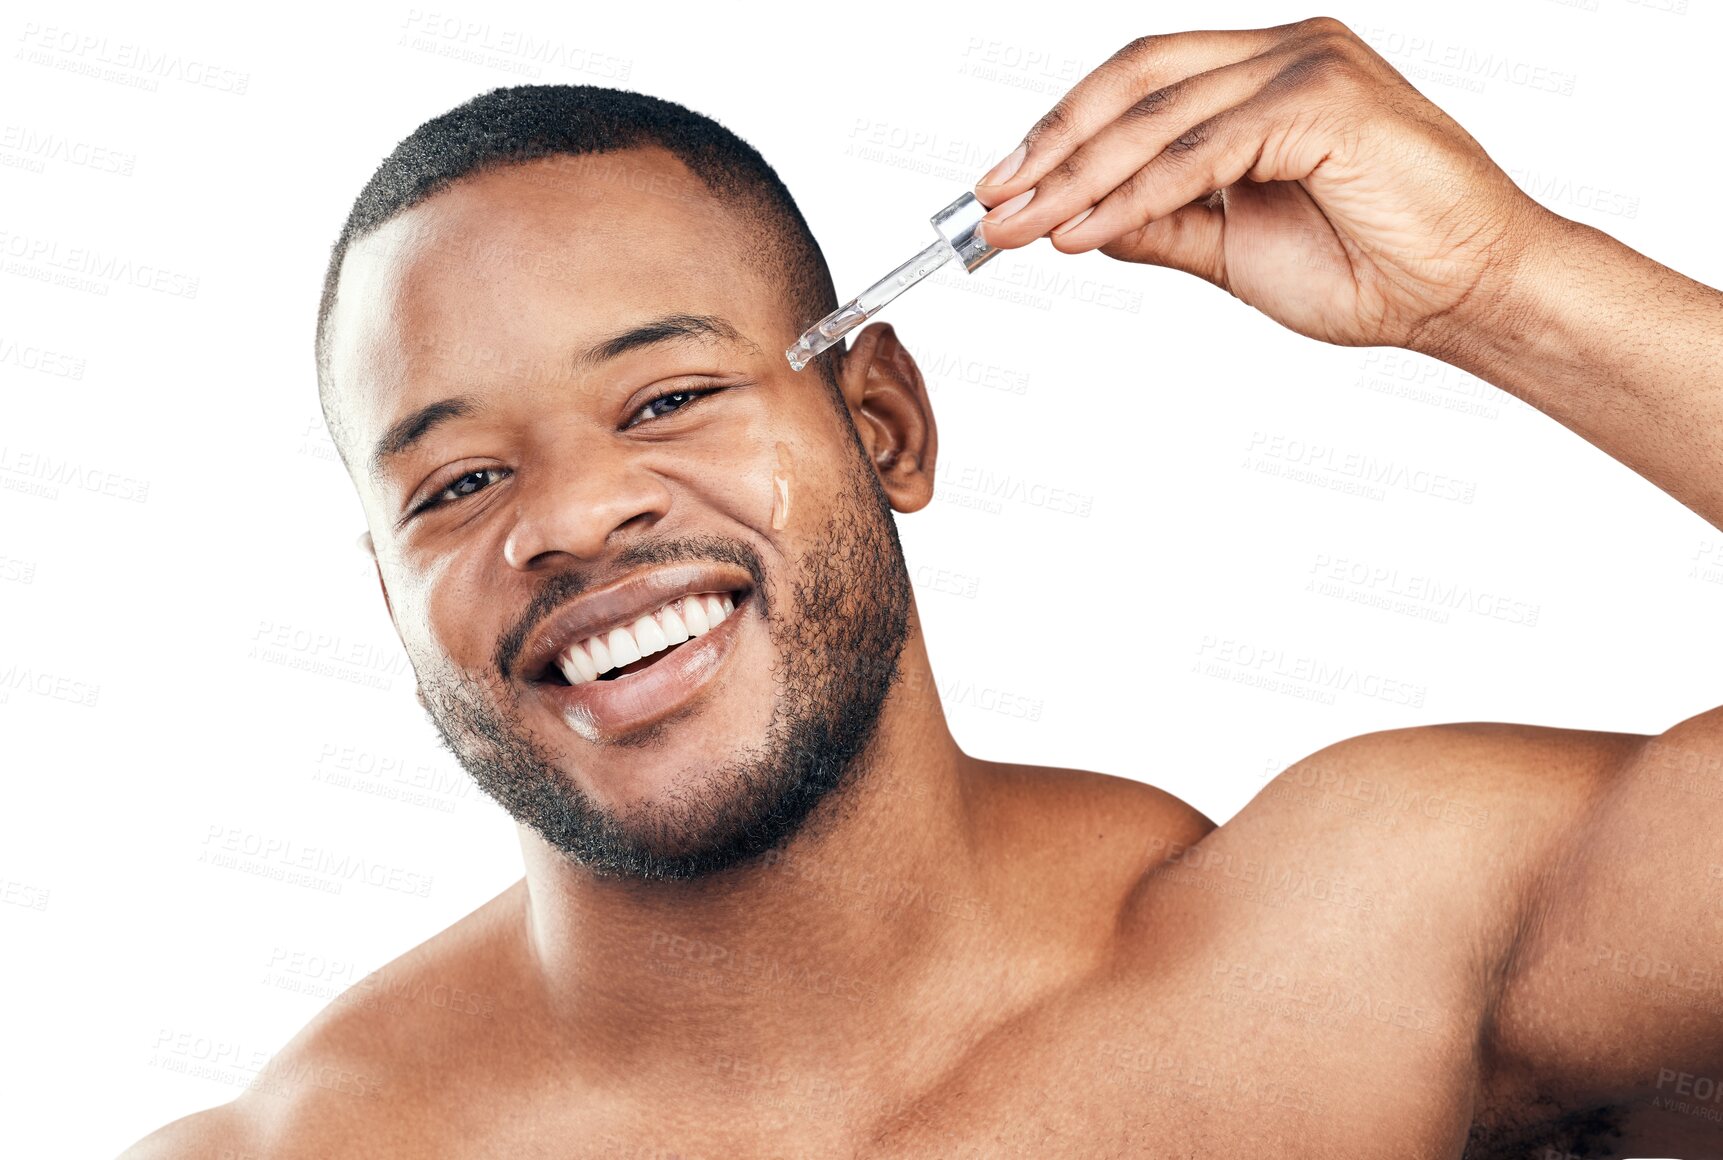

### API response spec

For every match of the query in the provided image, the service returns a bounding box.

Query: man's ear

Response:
[837,322,937,513]
[360,530,428,712]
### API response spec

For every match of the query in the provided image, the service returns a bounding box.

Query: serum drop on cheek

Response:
[770,441,794,531]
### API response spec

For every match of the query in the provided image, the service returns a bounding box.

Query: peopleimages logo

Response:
[1194,635,1428,709]
[14,23,251,94]
[1306,553,1541,627]
[0,229,199,299]
[198,825,434,898]
[1245,431,1477,504]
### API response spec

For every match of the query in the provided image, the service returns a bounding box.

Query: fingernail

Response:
[1052,207,1093,236]
[978,143,1026,187]
[984,187,1036,228]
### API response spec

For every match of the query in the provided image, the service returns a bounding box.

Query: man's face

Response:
[324,147,920,879]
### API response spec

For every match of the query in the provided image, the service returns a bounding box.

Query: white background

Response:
[2,0,1717,1155]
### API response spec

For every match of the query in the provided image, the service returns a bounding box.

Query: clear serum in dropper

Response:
[786,191,1005,372]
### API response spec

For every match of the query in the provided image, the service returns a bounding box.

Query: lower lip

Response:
[534,593,752,739]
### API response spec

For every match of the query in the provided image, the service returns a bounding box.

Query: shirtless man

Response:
[122,17,1723,1159]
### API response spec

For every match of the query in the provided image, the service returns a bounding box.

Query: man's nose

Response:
[501,445,671,569]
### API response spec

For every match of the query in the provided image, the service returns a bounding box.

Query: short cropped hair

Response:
[314,84,843,469]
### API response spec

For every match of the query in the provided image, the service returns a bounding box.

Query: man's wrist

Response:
[1406,204,1582,389]
[1402,202,1723,531]
[1403,207,1643,435]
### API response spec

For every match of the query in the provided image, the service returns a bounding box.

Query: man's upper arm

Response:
[1488,705,1723,1134]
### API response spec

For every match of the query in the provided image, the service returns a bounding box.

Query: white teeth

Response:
[632,614,668,656]
[659,604,690,644]
[550,591,740,685]
[587,635,613,675]
[559,645,597,685]
[681,596,710,635]
[607,626,642,667]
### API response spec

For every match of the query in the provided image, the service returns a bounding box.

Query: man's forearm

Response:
[1417,212,1723,531]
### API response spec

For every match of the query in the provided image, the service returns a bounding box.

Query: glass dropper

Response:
[786,191,1004,372]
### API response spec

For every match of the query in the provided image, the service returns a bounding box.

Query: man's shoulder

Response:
[1243,719,1646,837]
[1218,720,1649,957]
[1225,719,1648,872]
[975,735,1588,896]
[114,1101,255,1160]
[116,878,529,1159]
[977,758,1219,870]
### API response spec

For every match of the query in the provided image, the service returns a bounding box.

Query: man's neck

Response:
[514,628,998,1079]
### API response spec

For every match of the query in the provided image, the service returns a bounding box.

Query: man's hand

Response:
[970,17,1555,357]
[972,16,1723,533]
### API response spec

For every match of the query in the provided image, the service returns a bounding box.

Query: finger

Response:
[1050,45,1377,256]
[972,21,1319,204]
[1046,103,1278,261]
[975,45,1298,251]
[1096,196,1228,288]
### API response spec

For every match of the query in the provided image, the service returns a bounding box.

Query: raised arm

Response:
[970,16,1723,531]
[966,22,1723,1152]
[1420,213,1723,531]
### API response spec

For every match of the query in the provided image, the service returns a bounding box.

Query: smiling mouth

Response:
[534,588,748,686]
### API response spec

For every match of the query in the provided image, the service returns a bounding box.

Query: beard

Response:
[412,454,913,881]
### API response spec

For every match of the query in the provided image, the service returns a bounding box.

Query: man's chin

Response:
[525,801,799,882]
[517,713,879,882]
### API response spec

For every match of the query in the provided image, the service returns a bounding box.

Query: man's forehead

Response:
[326,148,779,461]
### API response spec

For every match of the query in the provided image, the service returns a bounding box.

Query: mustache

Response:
[493,535,767,681]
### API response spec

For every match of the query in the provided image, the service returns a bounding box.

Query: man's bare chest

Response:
[849,907,1486,1159]
[467,874,1496,1158]
[326,750,1662,1159]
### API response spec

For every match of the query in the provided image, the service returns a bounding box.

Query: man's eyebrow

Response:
[369,396,481,483]
[570,312,760,373]
[367,313,758,484]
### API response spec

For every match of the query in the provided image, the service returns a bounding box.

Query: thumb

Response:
[1095,195,1228,291]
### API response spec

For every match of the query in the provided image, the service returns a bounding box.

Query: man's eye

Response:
[406,387,724,520]
[414,467,507,515]
[627,387,720,427]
